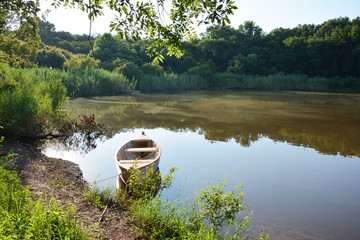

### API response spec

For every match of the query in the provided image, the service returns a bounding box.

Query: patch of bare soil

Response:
[1,142,135,240]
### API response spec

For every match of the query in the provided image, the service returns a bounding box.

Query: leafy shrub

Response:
[141,62,165,76]
[187,60,217,80]
[85,165,268,240]
[130,178,268,240]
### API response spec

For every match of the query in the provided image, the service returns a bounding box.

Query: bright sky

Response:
[39,0,360,35]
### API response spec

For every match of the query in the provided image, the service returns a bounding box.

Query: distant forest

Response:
[36,17,360,76]
[2,17,360,93]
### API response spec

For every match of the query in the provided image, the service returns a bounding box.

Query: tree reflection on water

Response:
[55,92,360,157]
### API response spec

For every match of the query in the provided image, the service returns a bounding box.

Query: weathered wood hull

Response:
[114,133,161,183]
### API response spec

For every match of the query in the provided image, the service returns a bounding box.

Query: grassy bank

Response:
[1,139,268,239]
[86,166,269,239]
[0,139,94,239]
[0,65,68,137]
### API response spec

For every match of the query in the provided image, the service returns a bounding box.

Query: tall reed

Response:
[137,71,359,92]
[138,73,207,91]
[0,66,68,137]
[64,69,136,96]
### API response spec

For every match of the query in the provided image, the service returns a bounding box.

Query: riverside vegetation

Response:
[2,16,360,95]
[0,63,268,238]
[0,137,95,239]
[0,138,268,239]
[85,165,269,239]
[0,2,358,238]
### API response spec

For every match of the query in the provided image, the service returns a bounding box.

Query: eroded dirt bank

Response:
[1,142,134,240]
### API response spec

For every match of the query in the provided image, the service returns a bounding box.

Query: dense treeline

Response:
[36,18,360,77]
[34,17,360,92]
[38,20,92,54]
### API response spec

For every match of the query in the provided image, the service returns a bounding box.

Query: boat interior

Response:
[119,139,159,162]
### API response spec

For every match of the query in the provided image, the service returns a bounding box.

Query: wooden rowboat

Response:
[114,132,161,182]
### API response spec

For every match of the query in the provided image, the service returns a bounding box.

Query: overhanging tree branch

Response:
[51,0,237,61]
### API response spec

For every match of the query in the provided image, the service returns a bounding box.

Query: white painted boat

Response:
[114,132,161,182]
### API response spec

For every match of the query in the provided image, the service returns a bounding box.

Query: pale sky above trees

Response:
[39,0,360,35]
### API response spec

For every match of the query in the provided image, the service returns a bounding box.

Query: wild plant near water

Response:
[0,66,68,137]
[130,177,267,239]
[86,164,268,239]
[0,137,94,239]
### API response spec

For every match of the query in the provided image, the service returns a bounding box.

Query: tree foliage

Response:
[0,0,41,67]
[63,54,100,71]
[50,0,238,61]
[37,18,92,54]
[35,46,68,68]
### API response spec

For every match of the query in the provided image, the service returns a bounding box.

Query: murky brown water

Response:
[44,91,360,239]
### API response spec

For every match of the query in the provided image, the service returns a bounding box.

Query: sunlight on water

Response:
[43,91,360,240]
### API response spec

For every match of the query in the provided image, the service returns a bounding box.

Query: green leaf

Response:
[122,6,128,14]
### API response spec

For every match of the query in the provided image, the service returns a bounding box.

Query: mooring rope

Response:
[88,174,119,184]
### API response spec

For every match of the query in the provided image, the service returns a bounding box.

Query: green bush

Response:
[0,67,68,137]
[35,46,68,69]
[114,60,142,82]
[187,60,216,80]
[141,62,165,76]
[130,178,268,239]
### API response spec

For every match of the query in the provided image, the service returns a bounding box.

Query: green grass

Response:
[86,166,269,240]
[0,139,95,240]
[129,179,268,240]
[0,64,136,138]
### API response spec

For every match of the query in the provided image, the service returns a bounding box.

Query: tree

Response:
[35,46,68,68]
[203,25,238,40]
[50,0,238,62]
[141,62,164,75]
[0,1,39,30]
[187,60,216,79]
[0,0,41,67]
[114,60,142,81]
[239,21,263,37]
[37,19,92,54]
[63,54,100,71]
[197,38,233,71]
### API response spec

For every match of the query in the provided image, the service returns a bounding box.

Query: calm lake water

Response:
[43,91,360,240]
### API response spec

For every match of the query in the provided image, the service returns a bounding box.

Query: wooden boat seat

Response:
[119,159,155,163]
[131,138,152,142]
[125,147,157,153]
